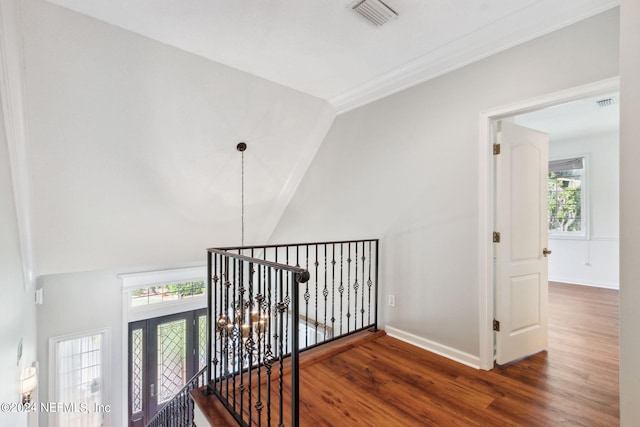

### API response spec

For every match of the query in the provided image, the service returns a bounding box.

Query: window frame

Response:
[548,154,589,240]
[120,267,207,323]
[48,327,111,427]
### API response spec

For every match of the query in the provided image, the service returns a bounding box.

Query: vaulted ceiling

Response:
[46,0,619,112]
[11,0,620,276]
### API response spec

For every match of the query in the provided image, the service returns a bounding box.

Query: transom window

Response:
[548,157,586,236]
[131,280,205,307]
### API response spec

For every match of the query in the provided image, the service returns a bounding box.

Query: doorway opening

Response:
[478,77,620,370]
[128,308,207,427]
[119,266,208,427]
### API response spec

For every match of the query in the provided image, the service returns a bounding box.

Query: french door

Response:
[128,309,207,427]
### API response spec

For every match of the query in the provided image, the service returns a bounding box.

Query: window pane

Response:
[131,328,144,413]
[55,333,104,427]
[198,315,207,371]
[131,280,206,307]
[548,161,583,233]
[157,319,187,403]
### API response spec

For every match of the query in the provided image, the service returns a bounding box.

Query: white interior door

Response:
[495,121,549,365]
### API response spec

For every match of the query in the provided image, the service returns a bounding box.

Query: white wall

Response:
[20,0,334,277]
[547,132,619,288]
[619,1,640,425]
[36,261,208,427]
[36,270,124,427]
[270,9,620,361]
[0,104,37,427]
[18,0,334,425]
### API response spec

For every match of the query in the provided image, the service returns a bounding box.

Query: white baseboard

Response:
[549,276,619,290]
[385,326,480,369]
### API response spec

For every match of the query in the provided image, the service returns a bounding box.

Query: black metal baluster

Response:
[314,244,319,344]
[217,254,223,388]
[361,241,366,327]
[367,241,373,327]
[255,263,264,427]
[331,244,336,336]
[237,259,245,418]
[232,258,238,412]
[353,242,359,330]
[207,251,213,389]
[374,240,379,330]
[265,266,273,427]
[285,246,290,354]
[277,269,285,427]
[273,248,283,358]
[304,244,310,348]
[323,244,328,342]
[224,257,231,400]
[347,242,352,333]
[339,243,344,335]
[246,260,254,426]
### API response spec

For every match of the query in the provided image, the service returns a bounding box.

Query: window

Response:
[548,157,586,236]
[49,329,110,427]
[130,280,205,307]
[120,267,207,316]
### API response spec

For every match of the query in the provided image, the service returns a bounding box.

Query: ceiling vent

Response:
[352,0,398,26]
[596,97,615,108]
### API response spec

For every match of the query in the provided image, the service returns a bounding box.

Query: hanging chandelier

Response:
[215,142,272,372]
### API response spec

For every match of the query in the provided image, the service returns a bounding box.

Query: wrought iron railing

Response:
[206,239,379,427]
[146,366,207,427]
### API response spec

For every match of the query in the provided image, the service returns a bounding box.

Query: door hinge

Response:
[493,231,501,243]
[493,319,500,331]
[493,143,501,155]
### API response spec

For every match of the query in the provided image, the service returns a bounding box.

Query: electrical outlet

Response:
[388,294,395,307]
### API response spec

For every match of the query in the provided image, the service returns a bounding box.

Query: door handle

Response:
[150,384,156,397]
[543,248,552,257]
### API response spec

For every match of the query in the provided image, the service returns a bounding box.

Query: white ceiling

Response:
[45,0,619,112]
[516,92,620,141]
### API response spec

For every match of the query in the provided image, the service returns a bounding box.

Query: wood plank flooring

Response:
[196,282,619,426]
[298,282,619,426]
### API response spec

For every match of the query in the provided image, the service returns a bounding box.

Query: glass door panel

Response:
[156,318,187,404]
[128,309,205,427]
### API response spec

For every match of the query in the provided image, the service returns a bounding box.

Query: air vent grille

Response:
[596,98,615,108]
[352,0,398,26]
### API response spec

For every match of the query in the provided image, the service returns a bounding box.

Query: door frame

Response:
[119,266,207,427]
[128,308,207,426]
[477,77,619,370]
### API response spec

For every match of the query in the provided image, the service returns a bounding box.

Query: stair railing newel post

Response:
[292,269,309,427]
[206,250,213,394]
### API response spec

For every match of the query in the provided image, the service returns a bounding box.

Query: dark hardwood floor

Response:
[196,282,620,426]
[297,282,619,426]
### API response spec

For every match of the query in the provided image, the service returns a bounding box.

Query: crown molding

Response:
[330,0,620,114]
[0,0,36,288]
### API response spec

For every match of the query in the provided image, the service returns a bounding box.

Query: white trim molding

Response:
[385,326,481,369]
[0,0,36,289]
[331,1,620,114]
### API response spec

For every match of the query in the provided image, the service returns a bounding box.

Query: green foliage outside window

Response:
[131,280,206,306]
[548,171,582,232]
